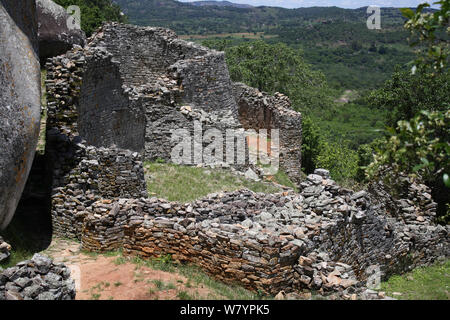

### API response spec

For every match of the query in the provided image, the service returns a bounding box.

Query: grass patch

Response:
[144,162,282,202]
[177,290,193,300]
[271,170,298,192]
[380,260,450,300]
[152,279,176,291]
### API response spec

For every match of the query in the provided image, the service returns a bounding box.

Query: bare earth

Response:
[42,238,217,300]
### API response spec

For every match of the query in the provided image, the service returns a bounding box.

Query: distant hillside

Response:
[189,1,253,9]
[113,0,409,34]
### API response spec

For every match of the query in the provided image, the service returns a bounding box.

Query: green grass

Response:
[144,162,282,202]
[152,280,176,291]
[177,290,193,300]
[380,260,450,300]
[272,169,299,192]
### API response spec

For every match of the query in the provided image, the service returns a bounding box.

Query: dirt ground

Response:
[42,238,218,300]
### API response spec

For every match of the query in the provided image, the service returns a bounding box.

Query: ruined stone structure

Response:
[233,83,302,184]
[78,170,448,298]
[79,23,246,167]
[44,46,147,240]
[0,0,41,230]
[39,23,449,299]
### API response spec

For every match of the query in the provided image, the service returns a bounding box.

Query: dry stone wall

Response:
[45,23,301,176]
[233,83,302,184]
[79,48,146,152]
[44,44,148,240]
[78,169,449,298]
[79,23,276,170]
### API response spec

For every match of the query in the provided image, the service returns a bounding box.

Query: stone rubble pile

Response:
[368,169,438,225]
[0,254,76,300]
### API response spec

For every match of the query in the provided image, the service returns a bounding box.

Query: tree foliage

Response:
[369,67,450,127]
[222,41,333,111]
[401,0,450,73]
[366,110,450,222]
[366,1,450,222]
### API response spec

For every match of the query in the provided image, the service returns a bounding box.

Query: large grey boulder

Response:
[0,0,41,230]
[37,0,86,62]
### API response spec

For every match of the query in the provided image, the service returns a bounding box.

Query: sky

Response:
[178,0,438,9]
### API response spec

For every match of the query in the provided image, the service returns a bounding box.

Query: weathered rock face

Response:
[0,254,76,300]
[0,0,41,230]
[36,0,86,62]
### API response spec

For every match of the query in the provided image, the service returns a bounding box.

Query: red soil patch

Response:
[43,239,218,300]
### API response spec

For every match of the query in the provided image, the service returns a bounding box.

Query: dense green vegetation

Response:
[363,0,450,222]
[54,0,127,36]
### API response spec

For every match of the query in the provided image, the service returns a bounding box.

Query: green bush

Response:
[369,68,450,127]
[367,109,450,223]
[316,140,359,182]
[301,116,322,174]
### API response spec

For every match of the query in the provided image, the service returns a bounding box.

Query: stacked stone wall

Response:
[78,170,449,297]
[233,83,302,184]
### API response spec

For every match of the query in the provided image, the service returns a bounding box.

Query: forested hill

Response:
[113,0,409,35]
[189,1,253,8]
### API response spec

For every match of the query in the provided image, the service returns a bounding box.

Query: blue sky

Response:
[179,0,438,9]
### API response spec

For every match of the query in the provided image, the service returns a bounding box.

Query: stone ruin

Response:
[0,0,448,298]
[35,22,449,299]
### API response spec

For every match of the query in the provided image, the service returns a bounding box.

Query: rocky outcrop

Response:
[0,254,76,300]
[37,0,86,62]
[0,0,41,230]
